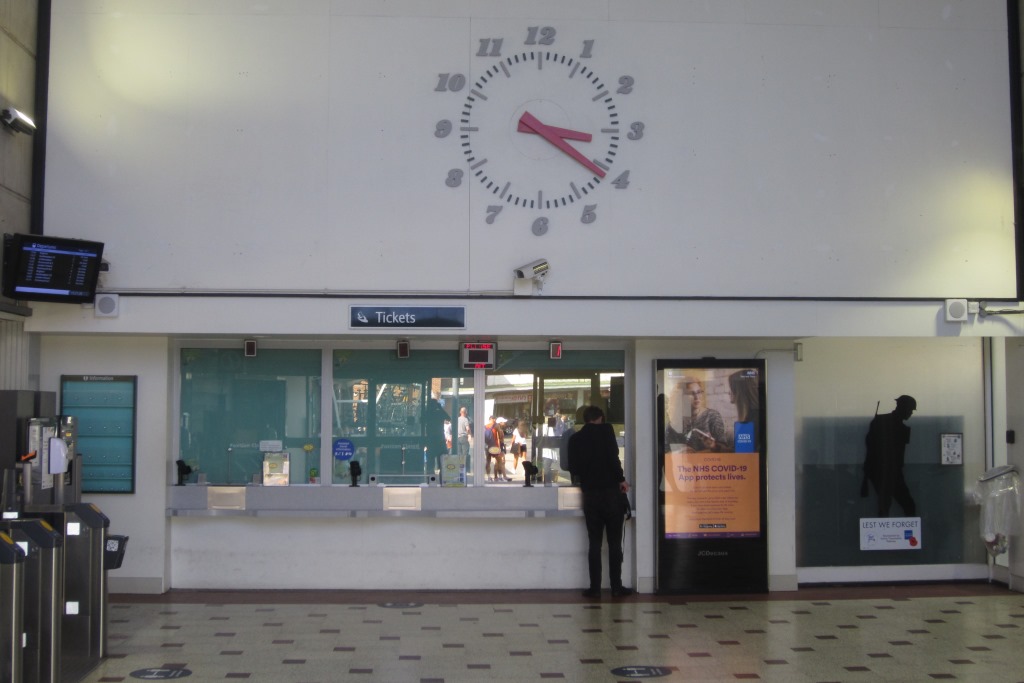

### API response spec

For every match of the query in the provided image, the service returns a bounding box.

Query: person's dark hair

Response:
[582,405,604,423]
[728,370,760,423]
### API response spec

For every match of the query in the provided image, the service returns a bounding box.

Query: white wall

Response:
[23,296,1024,339]
[170,517,592,590]
[39,335,170,594]
[43,0,1014,299]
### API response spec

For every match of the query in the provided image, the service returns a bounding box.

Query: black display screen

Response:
[2,233,105,304]
[460,342,496,369]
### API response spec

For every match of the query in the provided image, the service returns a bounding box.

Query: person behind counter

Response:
[483,415,510,482]
[510,419,529,472]
[457,406,471,457]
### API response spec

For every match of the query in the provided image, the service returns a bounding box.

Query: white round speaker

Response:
[944,298,968,322]
[95,293,119,317]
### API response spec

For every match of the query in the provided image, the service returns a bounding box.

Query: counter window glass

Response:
[485,349,625,486]
[176,347,624,489]
[331,350,472,485]
[179,348,322,485]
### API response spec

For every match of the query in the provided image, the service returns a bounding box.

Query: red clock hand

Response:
[518,111,605,178]
[516,120,592,142]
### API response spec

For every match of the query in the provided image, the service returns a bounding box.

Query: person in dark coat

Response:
[568,405,632,598]
[861,395,917,516]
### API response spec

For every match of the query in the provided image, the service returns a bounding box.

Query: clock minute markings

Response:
[447,49,633,226]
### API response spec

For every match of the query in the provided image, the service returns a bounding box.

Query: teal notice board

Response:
[61,375,137,493]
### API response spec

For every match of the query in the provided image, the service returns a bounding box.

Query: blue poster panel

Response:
[655,360,767,593]
[60,375,137,493]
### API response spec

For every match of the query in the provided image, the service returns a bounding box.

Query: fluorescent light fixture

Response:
[1,108,36,134]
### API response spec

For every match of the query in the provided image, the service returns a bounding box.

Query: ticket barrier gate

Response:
[0,519,63,683]
[46,504,108,683]
[0,532,24,683]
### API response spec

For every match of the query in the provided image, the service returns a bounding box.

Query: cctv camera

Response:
[514,259,549,280]
[1,108,36,135]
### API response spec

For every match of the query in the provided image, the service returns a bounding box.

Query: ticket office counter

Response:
[166,483,584,518]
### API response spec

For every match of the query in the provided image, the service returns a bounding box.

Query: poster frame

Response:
[655,358,768,594]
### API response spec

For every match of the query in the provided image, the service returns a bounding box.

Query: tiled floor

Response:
[84,584,1023,682]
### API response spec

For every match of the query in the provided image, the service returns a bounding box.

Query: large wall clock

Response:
[434,26,644,236]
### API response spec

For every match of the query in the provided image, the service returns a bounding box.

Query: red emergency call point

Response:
[549,341,563,359]
[396,340,410,359]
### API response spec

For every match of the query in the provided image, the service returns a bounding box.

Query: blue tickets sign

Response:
[349,306,465,329]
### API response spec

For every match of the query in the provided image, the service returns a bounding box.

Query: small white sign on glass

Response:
[940,432,963,465]
[860,517,922,550]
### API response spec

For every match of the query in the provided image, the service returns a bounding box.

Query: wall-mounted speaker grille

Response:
[94,293,120,317]
[944,298,968,323]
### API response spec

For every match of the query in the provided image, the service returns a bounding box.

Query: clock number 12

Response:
[525,26,556,45]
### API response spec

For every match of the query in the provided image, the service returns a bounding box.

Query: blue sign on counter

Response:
[349,306,465,329]
[333,438,355,461]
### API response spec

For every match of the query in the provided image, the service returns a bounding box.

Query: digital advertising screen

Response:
[656,359,767,593]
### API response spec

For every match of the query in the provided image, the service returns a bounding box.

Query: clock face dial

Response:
[435,29,643,236]
[460,51,620,211]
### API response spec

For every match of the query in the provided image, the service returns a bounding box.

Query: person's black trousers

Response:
[583,488,626,590]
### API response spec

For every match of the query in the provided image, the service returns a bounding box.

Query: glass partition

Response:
[794,338,987,567]
[486,350,625,486]
[179,349,321,485]
[178,346,624,489]
[330,350,472,485]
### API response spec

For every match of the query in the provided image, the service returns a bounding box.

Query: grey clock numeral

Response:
[532,217,550,236]
[435,73,466,92]
[434,119,452,138]
[628,122,645,140]
[617,75,635,95]
[525,26,556,45]
[477,38,503,57]
[611,170,631,189]
[580,204,598,225]
[445,169,463,188]
[580,40,595,58]
[485,205,503,224]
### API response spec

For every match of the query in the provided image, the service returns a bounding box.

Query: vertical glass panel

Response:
[794,338,986,567]
[376,381,425,437]
[486,352,625,486]
[333,378,368,438]
[330,350,472,485]
[179,349,321,485]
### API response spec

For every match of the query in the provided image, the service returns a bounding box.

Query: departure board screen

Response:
[2,233,104,304]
